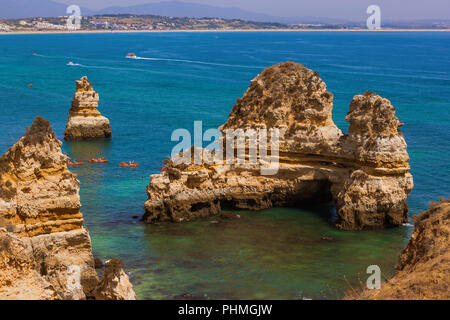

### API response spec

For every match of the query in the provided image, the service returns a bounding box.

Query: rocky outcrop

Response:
[94,258,136,300]
[143,62,413,230]
[358,199,449,299]
[64,76,111,141]
[0,117,134,300]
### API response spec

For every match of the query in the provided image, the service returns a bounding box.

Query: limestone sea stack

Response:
[0,117,134,299]
[64,76,111,141]
[358,199,449,300]
[94,258,137,300]
[143,62,413,230]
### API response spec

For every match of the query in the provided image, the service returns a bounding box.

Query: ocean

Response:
[0,31,449,299]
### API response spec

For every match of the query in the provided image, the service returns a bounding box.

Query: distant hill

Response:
[96,1,357,25]
[98,1,276,21]
[0,0,92,19]
[0,0,355,25]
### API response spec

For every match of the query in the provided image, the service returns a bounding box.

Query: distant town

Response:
[0,15,318,32]
[0,14,449,33]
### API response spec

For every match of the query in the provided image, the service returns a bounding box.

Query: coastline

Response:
[1,28,450,35]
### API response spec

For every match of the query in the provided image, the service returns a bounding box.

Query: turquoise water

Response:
[0,32,449,299]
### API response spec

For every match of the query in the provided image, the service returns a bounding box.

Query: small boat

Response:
[28,84,33,87]
[90,158,108,163]
[68,162,84,166]
[398,121,405,128]
[32,53,37,56]
[126,53,137,59]
[68,61,74,66]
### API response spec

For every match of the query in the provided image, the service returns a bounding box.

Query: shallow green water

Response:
[91,206,410,300]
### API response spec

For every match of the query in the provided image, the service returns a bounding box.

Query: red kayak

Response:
[68,162,83,166]
[119,162,139,167]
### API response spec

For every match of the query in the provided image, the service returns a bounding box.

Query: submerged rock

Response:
[64,76,111,141]
[0,117,134,300]
[220,212,241,219]
[173,293,204,300]
[357,199,450,300]
[143,62,413,230]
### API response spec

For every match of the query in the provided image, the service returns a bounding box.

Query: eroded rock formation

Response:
[0,117,134,300]
[358,199,449,299]
[64,76,111,141]
[144,62,413,230]
[94,258,137,300]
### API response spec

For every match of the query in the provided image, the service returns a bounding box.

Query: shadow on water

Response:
[63,139,112,162]
[62,139,113,187]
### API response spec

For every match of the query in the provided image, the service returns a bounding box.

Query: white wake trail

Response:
[133,56,263,69]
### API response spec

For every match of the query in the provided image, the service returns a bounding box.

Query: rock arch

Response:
[143,62,413,230]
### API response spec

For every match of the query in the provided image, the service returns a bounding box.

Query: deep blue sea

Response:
[0,31,449,299]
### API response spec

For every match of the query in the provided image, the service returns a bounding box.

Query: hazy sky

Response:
[54,0,450,20]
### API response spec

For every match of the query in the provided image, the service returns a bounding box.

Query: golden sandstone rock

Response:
[94,258,137,300]
[64,76,111,141]
[0,117,134,300]
[143,62,413,230]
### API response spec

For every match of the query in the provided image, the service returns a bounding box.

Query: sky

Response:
[53,0,450,20]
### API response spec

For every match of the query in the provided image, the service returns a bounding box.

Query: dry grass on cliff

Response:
[347,199,450,300]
